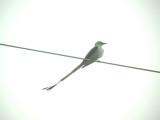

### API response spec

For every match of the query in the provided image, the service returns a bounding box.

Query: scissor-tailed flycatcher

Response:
[43,41,106,91]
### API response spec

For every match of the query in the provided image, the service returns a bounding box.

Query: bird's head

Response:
[95,41,107,47]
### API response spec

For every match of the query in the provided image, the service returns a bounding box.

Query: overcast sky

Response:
[0,0,160,120]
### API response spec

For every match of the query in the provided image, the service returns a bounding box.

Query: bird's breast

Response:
[98,47,104,58]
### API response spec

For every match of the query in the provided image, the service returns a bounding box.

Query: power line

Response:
[0,42,159,73]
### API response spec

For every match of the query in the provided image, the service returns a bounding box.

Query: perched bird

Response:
[43,41,106,91]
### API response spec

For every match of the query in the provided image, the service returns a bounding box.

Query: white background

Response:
[0,0,160,120]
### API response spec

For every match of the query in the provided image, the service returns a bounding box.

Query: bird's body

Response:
[43,41,106,91]
[82,45,104,68]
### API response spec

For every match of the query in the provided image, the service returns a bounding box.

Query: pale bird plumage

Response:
[43,41,106,91]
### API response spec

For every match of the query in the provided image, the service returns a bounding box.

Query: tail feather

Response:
[42,62,84,91]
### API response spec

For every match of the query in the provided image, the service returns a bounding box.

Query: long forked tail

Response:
[42,62,84,91]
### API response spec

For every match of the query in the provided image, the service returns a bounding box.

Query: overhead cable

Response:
[0,43,159,73]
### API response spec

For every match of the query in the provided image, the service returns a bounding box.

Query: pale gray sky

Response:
[0,0,160,120]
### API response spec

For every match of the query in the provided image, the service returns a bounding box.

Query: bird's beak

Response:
[102,43,107,45]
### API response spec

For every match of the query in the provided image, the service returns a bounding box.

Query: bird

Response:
[42,41,106,91]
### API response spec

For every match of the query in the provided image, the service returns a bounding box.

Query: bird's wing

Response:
[82,46,98,68]
[84,46,98,59]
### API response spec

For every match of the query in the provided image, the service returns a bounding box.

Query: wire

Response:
[0,42,160,73]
